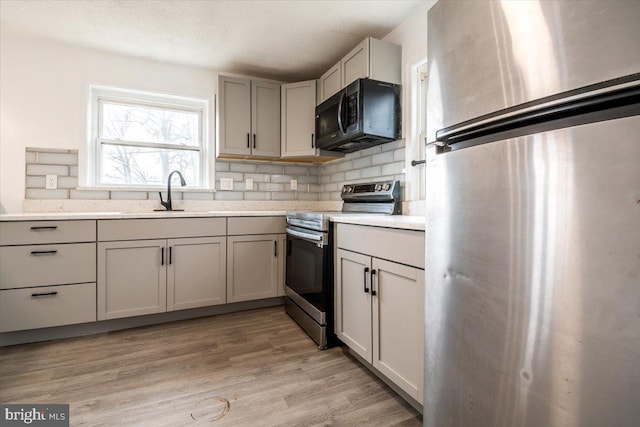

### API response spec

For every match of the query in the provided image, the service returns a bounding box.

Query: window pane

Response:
[101,102,199,146]
[100,144,200,186]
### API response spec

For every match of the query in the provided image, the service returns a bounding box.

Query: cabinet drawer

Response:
[0,243,96,289]
[336,224,425,269]
[0,220,96,246]
[98,217,226,241]
[0,283,96,332]
[227,216,286,235]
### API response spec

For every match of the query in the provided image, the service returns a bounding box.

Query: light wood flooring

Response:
[0,306,422,426]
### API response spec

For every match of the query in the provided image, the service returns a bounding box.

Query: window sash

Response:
[90,86,208,188]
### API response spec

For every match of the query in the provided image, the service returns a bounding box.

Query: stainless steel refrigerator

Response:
[424,1,640,426]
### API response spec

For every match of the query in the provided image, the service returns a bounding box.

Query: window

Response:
[88,86,209,188]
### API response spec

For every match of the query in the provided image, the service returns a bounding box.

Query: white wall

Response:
[0,35,217,213]
[383,1,435,203]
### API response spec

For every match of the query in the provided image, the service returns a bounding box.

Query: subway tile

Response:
[324,163,339,175]
[352,157,372,170]
[330,172,345,183]
[324,183,340,192]
[330,192,343,201]
[215,162,230,172]
[360,145,382,158]
[182,192,215,201]
[344,151,362,161]
[57,176,78,189]
[233,182,246,192]
[308,166,321,176]
[36,152,78,165]
[308,184,323,193]
[381,139,405,152]
[244,173,271,183]
[26,165,68,176]
[258,183,284,192]
[319,175,332,184]
[382,161,404,176]
[214,191,244,201]
[216,172,244,181]
[230,163,257,173]
[25,152,37,163]
[284,165,309,175]
[345,169,362,181]
[393,148,406,162]
[70,189,109,200]
[371,151,394,166]
[257,164,284,174]
[271,192,297,201]
[361,166,382,178]
[110,191,148,200]
[69,166,78,177]
[26,176,46,188]
[244,192,271,201]
[337,160,353,172]
[26,189,69,199]
[297,192,320,201]
[296,175,319,184]
[270,174,294,183]
[319,193,331,201]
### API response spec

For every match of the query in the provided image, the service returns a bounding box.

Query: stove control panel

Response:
[340,180,400,203]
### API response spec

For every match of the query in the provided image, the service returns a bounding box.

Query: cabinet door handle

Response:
[247,133,250,148]
[169,246,173,265]
[31,291,58,297]
[274,241,278,257]
[311,134,315,148]
[363,267,370,293]
[371,269,377,296]
[253,134,256,149]
[30,226,57,231]
[30,250,58,256]
[161,247,165,266]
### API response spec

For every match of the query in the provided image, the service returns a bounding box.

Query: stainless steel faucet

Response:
[156,170,187,211]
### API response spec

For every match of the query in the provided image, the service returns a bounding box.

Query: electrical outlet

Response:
[290,179,298,191]
[45,174,58,190]
[245,178,254,190]
[220,178,233,191]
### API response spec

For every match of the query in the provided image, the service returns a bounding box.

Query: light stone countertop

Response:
[329,214,425,231]
[0,211,288,221]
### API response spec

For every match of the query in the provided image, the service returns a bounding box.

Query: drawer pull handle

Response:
[30,226,58,231]
[30,250,58,256]
[31,291,58,297]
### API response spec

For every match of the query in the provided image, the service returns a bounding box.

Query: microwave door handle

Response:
[337,91,346,134]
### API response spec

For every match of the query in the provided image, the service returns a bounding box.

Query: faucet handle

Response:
[158,192,169,210]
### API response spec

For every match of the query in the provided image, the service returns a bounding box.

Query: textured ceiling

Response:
[0,0,425,81]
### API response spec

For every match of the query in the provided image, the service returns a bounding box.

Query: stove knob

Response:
[375,184,382,191]
[383,183,391,191]
[342,186,348,193]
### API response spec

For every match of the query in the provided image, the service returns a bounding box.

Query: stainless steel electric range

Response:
[284,180,401,348]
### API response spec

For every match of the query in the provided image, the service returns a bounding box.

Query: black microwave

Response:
[315,78,401,153]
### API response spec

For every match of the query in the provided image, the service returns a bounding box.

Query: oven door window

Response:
[286,235,326,313]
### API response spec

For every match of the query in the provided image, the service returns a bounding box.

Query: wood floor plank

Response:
[0,306,421,426]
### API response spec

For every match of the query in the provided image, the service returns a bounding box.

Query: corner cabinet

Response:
[218,75,281,158]
[318,37,402,104]
[226,217,286,303]
[97,218,227,320]
[335,223,425,405]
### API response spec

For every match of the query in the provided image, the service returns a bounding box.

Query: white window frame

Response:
[86,85,210,189]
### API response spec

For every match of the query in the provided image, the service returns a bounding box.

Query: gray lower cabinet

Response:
[0,220,97,332]
[227,234,281,303]
[335,223,425,404]
[98,237,227,320]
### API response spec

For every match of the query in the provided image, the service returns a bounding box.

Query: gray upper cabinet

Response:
[217,75,280,158]
[318,37,402,104]
[281,80,317,158]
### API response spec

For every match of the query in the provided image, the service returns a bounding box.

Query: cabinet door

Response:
[251,80,281,157]
[98,240,167,320]
[319,63,341,104]
[371,258,425,403]
[335,249,372,362]
[281,80,317,157]
[341,38,370,88]
[218,75,252,156]
[167,237,226,311]
[227,234,279,303]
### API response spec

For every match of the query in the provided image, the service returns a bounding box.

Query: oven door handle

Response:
[286,227,327,247]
